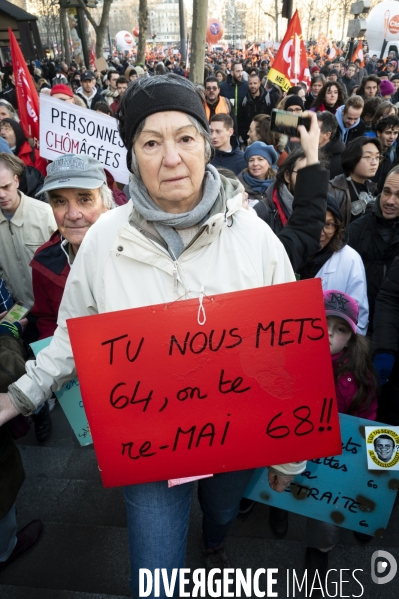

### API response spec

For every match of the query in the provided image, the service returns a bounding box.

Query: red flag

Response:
[352,40,364,67]
[267,10,310,93]
[8,28,40,144]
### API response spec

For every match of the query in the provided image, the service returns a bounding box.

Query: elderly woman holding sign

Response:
[0,75,321,596]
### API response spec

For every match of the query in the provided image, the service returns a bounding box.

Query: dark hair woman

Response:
[310,81,346,114]
[304,75,326,110]
[298,195,369,334]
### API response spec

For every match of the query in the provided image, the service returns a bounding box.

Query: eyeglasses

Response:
[323,222,339,232]
[361,154,382,163]
[206,86,218,91]
[286,107,302,113]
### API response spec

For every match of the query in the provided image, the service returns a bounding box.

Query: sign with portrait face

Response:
[245,415,399,536]
[366,426,399,470]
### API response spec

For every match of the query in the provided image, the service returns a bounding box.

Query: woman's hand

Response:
[268,470,295,493]
[290,110,320,166]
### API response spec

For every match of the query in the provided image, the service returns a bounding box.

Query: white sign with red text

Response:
[39,95,129,184]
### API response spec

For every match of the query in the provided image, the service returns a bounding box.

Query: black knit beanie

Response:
[326,193,343,223]
[284,95,304,111]
[117,73,209,171]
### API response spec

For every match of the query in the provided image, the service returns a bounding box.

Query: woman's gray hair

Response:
[46,182,115,209]
[130,115,213,179]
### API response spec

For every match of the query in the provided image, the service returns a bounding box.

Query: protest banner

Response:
[244,414,399,537]
[30,337,92,447]
[66,279,341,488]
[39,95,129,184]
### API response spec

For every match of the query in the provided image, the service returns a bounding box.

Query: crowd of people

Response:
[0,43,399,598]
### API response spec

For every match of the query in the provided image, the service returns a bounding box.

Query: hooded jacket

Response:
[76,85,103,110]
[210,136,247,175]
[348,198,399,333]
[219,75,249,115]
[9,174,305,479]
[320,130,345,179]
[335,105,366,145]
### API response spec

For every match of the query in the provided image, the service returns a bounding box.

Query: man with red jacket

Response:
[30,154,114,339]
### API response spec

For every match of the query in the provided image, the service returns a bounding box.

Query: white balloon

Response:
[367,1,399,57]
[115,30,135,52]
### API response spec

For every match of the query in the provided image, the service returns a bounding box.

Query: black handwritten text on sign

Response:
[67,280,341,488]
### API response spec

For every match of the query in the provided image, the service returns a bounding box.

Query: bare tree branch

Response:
[77,0,99,31]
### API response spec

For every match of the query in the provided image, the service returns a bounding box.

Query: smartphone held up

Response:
[270,109,311,138]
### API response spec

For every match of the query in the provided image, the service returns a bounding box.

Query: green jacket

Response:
[0,334,26,518]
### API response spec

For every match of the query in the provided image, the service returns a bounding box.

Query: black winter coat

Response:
[211,138,247,175]
[320,130,345,179]
[253,163,328,272]
[348,200,399,333]
[329,174,377,227]
[219,76,249,115]
[238,87,269,141]
[372,254,399,355]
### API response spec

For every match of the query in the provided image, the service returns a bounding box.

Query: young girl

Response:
[305,290,379,593]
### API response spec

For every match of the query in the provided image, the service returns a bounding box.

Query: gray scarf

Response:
[129,164,222,258]
[279,183,294,215]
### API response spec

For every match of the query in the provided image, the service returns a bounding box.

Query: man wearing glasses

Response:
[203,76,237,134]
[329,137,380,226]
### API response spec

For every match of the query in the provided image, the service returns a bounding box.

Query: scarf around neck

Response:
[243,171,274,194]
[129,164,222,259]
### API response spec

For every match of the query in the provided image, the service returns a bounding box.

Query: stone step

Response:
[0,522,130,597]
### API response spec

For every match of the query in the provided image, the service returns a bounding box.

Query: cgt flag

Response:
[8,28,40,145]
[267,10,310,93]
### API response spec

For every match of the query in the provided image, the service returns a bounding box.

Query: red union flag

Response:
[8,28,40,144]
[267,11,310,93]
[352,40,365,67]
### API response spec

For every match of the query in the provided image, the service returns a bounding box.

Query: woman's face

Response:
[247,121,260,144]
[325,85,338,106]
[327,316,352,355]
[134,111,206,213]
[216,71,223,82]
[248,155,270,179]
[0,106,11,121]
[311,80,323,95]
[319,210,338,249]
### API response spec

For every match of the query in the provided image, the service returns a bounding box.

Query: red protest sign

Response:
[67,279,342,488]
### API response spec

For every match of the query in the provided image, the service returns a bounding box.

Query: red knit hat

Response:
[50,84,74,98]
[311,66,320,75]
